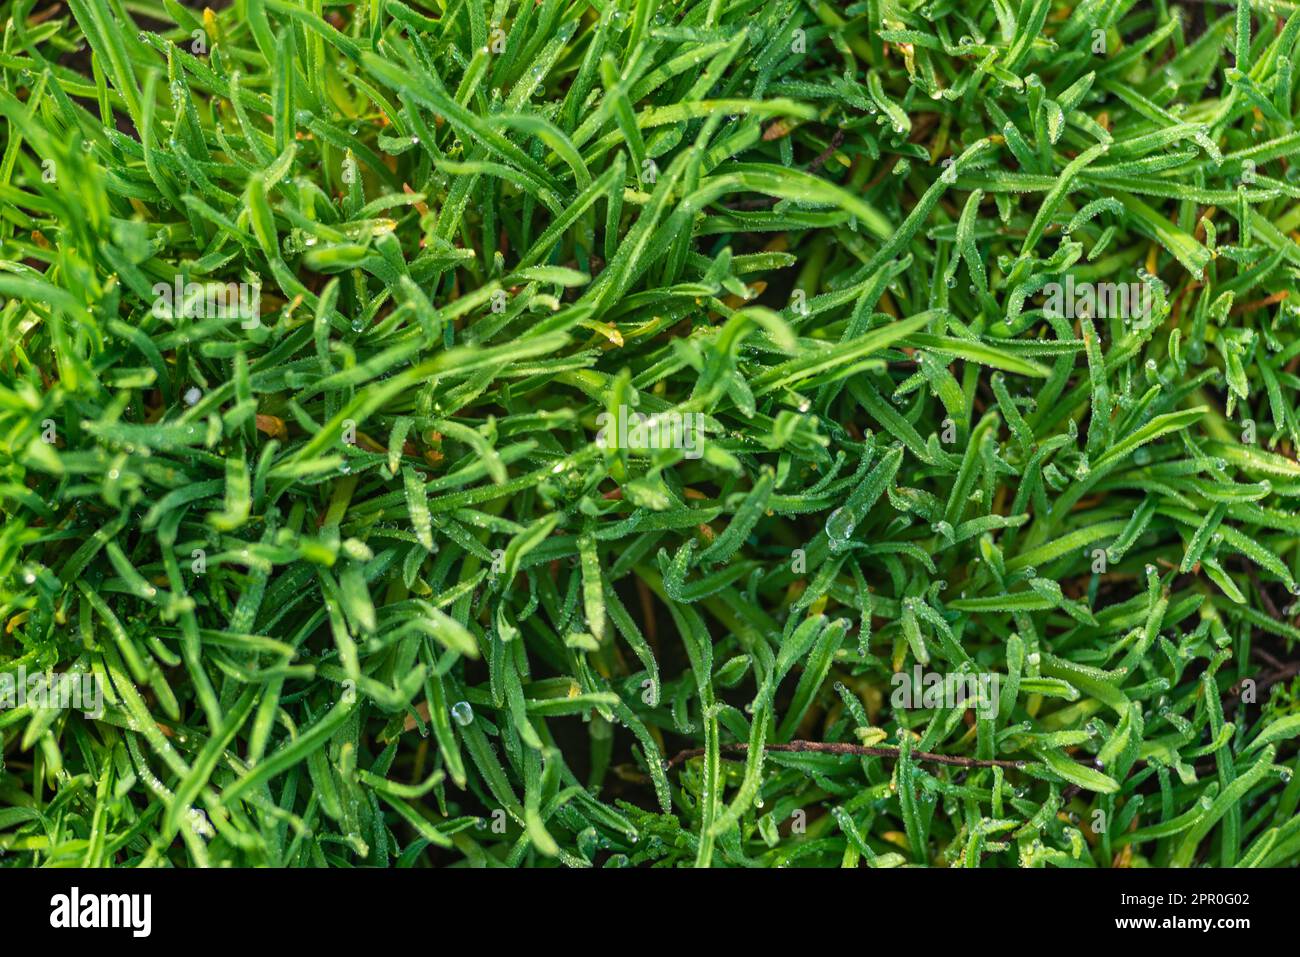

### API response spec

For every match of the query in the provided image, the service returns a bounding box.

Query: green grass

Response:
[2,0,1300,868]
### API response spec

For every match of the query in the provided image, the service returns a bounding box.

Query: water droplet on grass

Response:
[825,507,855,552]
[451,701,474,726]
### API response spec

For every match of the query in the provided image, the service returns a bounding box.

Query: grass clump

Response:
[2,0,1300,868]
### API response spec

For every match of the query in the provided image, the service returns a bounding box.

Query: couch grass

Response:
[2,0,1300,867]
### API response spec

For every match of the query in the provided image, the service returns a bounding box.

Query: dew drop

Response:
[451,700,474,726]
[825,507,856,552]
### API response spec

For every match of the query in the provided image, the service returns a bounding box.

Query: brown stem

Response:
[805,128,846,174]
[666,740,1026,769]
